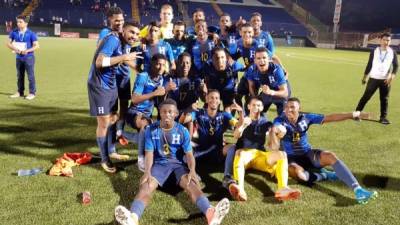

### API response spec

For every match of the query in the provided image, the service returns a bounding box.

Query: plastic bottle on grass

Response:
[17,168,42,176]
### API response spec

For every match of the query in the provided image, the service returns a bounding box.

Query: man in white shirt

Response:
[355,33,398,124]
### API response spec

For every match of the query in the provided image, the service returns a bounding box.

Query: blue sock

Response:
[116,120,125,131]
[224,145,235,178]
[137,129,146,157]
[130,200,145,219]
[332,160,359,189]
[107,124,116,154]
[196,195,211,215]
[96,136,109,163]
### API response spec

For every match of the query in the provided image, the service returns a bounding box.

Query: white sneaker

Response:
[137,156,145,172]
[25,94,35,100]
[206,198,230,225]
[115,205,138,225]
[10,92,22,98]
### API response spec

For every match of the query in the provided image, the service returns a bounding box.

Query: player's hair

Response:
[247,96,263,105]
[106,6,124,18]
[255,47,270,56]
[192,8,204,16]
[177,52,191,64]
[159,98,178,110]
[207,89,220,96]
[211,46,228,58]
[251,12,262,19]
[123,21,140,29]
[148,21,161,30]
[161,4,173,11]
[287,97,301,104]
[16,15,29,23]
[380,32,391,38]
[240,23,253,30]
[174,20,186,29]
[151,53,168,64]
[220,13,231,18]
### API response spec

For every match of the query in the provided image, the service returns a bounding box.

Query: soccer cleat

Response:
[222,176,235,189]
[379,117,391,125]
[275,187,301,201]
[101,162,116,173]
[110,153,130,161]
[206,198,230,225]
[25,94,35,100]
[10,92,22,98]
[118,135,129,146]
[115,205,138,225]
[320,168,338,181]
[228,183,247,201]
[354,187,378,204]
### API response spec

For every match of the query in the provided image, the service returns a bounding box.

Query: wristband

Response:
[102,57,111,67]
[352,111,360,118]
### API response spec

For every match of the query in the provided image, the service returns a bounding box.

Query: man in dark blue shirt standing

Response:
[7,15,39,100]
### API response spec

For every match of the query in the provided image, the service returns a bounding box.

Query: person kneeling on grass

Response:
[271,97,378,204]
[115,99,230,225]
[229,96,301,201]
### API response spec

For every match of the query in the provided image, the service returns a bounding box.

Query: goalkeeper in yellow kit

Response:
[229,96,301,201]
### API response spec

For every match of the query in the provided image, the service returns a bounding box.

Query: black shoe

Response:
[379,117,391,125]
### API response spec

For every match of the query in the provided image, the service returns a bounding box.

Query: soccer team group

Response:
[87,5,379,225]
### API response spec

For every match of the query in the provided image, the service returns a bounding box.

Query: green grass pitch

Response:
[0,36,399,225]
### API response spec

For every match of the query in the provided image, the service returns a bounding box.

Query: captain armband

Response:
[102,57,111,67]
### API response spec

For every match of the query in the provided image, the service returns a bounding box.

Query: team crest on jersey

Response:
[171,134,181,144]
[298,120,308,131]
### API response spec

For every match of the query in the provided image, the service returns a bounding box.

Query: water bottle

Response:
[17,168,42,176]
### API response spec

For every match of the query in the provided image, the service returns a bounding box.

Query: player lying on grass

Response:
[115,99,230,225]
[229,96,301,201]
[271,97,378,204]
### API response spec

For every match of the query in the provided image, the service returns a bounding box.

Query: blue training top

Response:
[9,28,38,59]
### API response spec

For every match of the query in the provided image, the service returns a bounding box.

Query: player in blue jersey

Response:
[97,6,124,46]
[115,99,230,225]
[7,15,39,100]
[188,20,222,73]
[87,23,142,173]
[271,97,378,204]
[218,13,242,56]
[250,12,275,55]
[179,90,240,191]
[203,47,244,112]
[127,54,176,171]
[229,96,301,201]
[186,8,205,36]
[165,21,190,62]
[246,47,289,115]
[165,52,206,113]
[136,21,175,72]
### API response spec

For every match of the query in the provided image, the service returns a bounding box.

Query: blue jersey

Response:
[164,75,202,111]
[192,109,236,150]
[273,113,325,156]
[87,33,123,90]
[9,28,38,59]
[137,40,175,72]
[165,38,189,61]
[233,39,263,68]
[97,27,111,44]
[254,31,275,55]
[145,121,192,165]
[188,39,216,71]
[236,117,272,151]
[220,28,240,55]
[203,61,244,91]
[130,72,165,117]
[246,63,286,91]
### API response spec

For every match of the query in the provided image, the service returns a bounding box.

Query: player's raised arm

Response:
[323,111,372,123]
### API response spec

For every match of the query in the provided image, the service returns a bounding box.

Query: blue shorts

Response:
[288,149,323,170]
[192,145,224,164]
[88,84,118,116]
[151,161,189,187]
[116,75,131,101]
